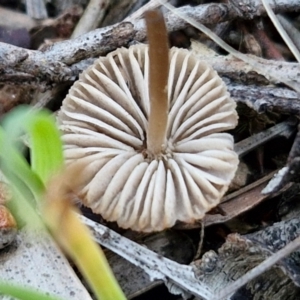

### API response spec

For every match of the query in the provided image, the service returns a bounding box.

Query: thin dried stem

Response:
[277,15,300,53]
[160,0,300,93]
[145,10,169,157]
[262,0,300,63]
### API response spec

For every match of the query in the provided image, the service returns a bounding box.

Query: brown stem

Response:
[251,20,284,60]
[145,10,169,157]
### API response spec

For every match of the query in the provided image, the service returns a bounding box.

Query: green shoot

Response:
[0,282,63,300]
[0,105,126,300]
[1,106,63,186]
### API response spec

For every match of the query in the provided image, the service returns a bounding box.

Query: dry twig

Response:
[0,0,299,88]
[71,0,111,38]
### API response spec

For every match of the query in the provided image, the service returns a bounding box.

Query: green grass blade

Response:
[0,127,44,202]
[0,282,64,300]
[24,110,64,183]
[0,125,44,227]
[0,106,60,225]
[2,106,64,184]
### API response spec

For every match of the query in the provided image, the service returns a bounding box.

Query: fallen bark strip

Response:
[227,82,300,114]
[204,171,278,227]
[194,224,300,300]
[81,215,214,300]
[0,0,299,87]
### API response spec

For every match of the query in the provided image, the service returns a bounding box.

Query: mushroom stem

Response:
[145,10,169,157]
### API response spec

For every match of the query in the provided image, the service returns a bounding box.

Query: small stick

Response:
[145,10,169,157]
[71,0,111,38]
[194,220,204,260]
[234,120,295,158]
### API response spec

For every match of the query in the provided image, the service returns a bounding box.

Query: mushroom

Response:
[58,13,238,232]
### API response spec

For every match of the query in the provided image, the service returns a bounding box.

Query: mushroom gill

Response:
[58,30,238,232]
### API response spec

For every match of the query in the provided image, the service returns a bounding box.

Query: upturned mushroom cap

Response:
[57,44,239,232]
